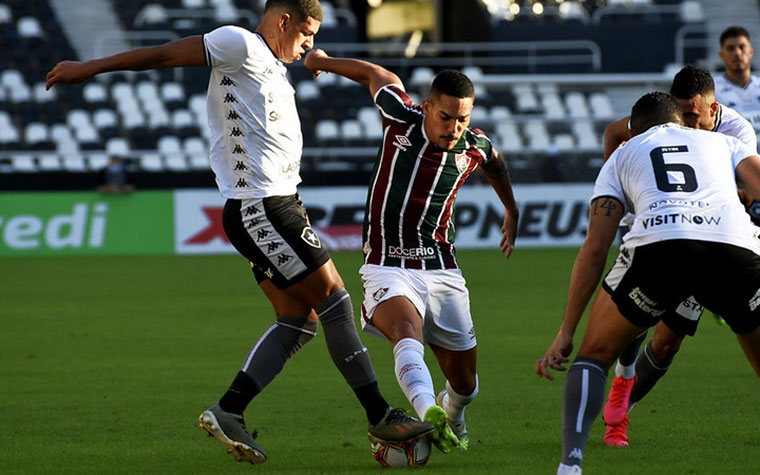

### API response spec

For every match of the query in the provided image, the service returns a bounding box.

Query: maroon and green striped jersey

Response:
[362,84,494,270]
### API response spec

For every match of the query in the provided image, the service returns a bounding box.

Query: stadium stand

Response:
[0,0,745,190]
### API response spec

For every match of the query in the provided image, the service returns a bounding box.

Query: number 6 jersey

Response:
[593,122,759,252]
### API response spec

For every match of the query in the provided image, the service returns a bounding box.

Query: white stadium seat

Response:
[106,137,130,157]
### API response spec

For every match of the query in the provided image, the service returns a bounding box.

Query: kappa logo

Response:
[568,448,583,460]
[455,152,470,174]
[393,135,412,151]
[301,227,321,248]
[373,287,389,302]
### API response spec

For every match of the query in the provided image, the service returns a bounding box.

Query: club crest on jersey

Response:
[301,227,321,248]
[393,135,412,151]
[455,152,470,174]
[373,287,389,302]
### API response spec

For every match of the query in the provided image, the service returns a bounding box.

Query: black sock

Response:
[353,381,390,425]
[619,330,647,367]
[219,371,260,414]
[630,340,673,405]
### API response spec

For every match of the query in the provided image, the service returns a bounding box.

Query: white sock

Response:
[614,361,636,380]
[442,375,478,423]
[393,338,436,419]
[557,462,582,474]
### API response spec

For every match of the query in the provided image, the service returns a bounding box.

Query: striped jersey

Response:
[362,84,494,270]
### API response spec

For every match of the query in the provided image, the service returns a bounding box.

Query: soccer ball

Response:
[371,436,432,468]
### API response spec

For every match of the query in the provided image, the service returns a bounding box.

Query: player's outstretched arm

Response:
[304,49,401,98]
[481,149,519,259]
[536,196,623,380]
[603,116,632,160]
[46,36,206,90]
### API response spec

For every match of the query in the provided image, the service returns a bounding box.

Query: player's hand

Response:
[46,61,93,90]
[304,49,329,78]
[500,210,517,259]
[536,331,573,381]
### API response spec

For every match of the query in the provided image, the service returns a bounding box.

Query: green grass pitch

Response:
[1,249,755,474]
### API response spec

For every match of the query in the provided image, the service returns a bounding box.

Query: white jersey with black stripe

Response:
[203,25,302,199]
[714,73,760,138]
[593,123,759,252]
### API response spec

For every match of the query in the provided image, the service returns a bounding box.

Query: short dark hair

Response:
[720,25,750,47]
[669,65,715,99]
[265,0,323,22]
[430,70,475,99]
[630,92,683,133]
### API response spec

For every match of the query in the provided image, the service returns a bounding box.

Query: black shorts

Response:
[222,194,330,289]
[602,239,760,335]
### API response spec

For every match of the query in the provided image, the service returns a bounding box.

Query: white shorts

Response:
[359,264,476,351]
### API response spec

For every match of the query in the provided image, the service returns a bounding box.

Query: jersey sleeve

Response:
[591,150,628,211]
[467,128,494,163]
[728,135,758,168]
[374,84,420,124]
[203,25,250,74]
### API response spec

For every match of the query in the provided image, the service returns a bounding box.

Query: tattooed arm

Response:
[536,196,624,379]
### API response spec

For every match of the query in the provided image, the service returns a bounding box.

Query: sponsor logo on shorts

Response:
[301,227,321,248]
[387,245,436,260]
[468,327,476,340]
[749,288,760,311]
[641,213,721,229]
[373,287,389,302]
[675,295,704,321]
[628,286,665,317]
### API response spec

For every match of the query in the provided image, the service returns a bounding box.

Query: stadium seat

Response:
[495,122,524,153]
[470,105,490,126]
[139,152,164,171]
[88,153,109,171]
[158,135,182,156]
[182,0,207,7]
[341,119,363,141]
[33,82,55,103]
[553,133,575,151]
[37,153,61,171]
[17,17,44,38]
[93,109,118,130]
[565,91,590,118]
[183,137,206,155]
[188,153,210,170]
[0,113,20,146]
[297,80,320,102]
[513,84,540,114]
[523,119,551,151]
[573,119,600,150]
[490,106,512,122]
[25,122,48,146]
[589,92,615,119]
[0,4,12,24]
[62,155,87,172]
[165,155,189,171]
[106,137,131,157]
[11,154,37,172]
[315,119,339,142]
[411,67,435,88]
